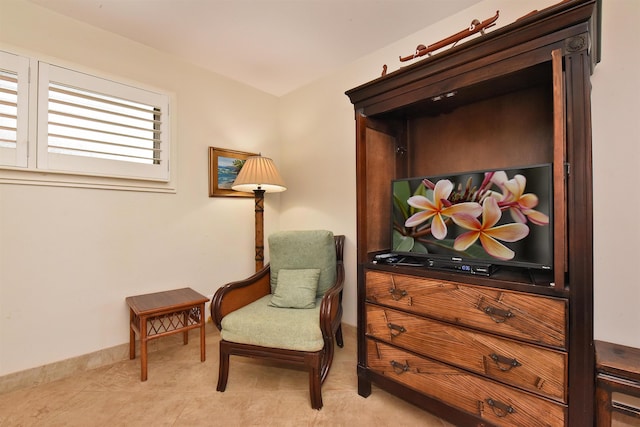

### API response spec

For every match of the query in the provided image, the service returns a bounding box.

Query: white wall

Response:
[1,0,638,377]
[591,0,640,347]
[280,0,640,348]
[0,0,281,375]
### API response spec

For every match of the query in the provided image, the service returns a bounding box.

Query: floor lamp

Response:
[232,155,286,271]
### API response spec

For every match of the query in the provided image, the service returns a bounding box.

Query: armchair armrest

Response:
[319,259,345,341]
[319,235,345,341]
[211,265,271,330]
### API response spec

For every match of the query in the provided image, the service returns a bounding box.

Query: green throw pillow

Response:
[269,268,321,309]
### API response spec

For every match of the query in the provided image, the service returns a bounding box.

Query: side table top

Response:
[595,340,640,382]
[126,287,209,315]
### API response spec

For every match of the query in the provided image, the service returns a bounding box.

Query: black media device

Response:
[427,258,496,276]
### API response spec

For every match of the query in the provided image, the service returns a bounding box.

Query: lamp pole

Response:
[253,188,265,271]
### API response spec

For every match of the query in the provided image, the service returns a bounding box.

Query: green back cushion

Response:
[269,230,336,298]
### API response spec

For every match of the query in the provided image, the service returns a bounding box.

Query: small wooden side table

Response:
[126,287,209,381]
[595,340,640,426]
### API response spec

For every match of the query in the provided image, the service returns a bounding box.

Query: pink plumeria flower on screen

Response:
[405,179,482,240]
[452,197,530,260]
[490,172,549,225]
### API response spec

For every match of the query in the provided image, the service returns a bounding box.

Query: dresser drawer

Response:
[367,339,566,427]
[366,270,567,348]
[366,304,567,402]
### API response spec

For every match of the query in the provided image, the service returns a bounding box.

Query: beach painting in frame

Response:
[208,147,257,197]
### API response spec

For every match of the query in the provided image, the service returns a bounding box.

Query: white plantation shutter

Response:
[0,52,174,190]
[0,51,29,167]
[37,63,170,181]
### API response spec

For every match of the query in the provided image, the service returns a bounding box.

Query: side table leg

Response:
[199,303,206,362]
[595,379,612,427]
[183,310,189,345]
[140,316,148,381]
[129,308,135,359]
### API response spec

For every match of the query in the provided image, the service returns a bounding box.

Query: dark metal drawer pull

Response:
[489,353,522,371]
[485,398,515,417]
[389,288,408,301]
[482,305,514,323]
[390,360,410,375]
[387,322,406,337]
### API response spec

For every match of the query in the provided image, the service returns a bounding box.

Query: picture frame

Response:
[208,147,258,197]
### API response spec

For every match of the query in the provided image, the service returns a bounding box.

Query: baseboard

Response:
[0,332,185,395]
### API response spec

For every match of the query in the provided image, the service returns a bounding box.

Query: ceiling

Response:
[27,0,484,96]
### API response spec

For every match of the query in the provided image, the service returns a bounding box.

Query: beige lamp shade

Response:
[231,156,287,193]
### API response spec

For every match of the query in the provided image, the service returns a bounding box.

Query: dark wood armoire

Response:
[346,1,601,425]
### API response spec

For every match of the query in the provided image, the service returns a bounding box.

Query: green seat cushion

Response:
[269,268,320,309]
[268,230,336,298]
[221,295,324,351]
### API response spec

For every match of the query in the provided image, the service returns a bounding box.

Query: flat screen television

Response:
[391,163,553,273]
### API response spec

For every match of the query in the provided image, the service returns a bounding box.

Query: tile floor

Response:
[0,324,453,426]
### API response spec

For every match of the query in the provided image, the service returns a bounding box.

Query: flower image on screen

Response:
[392,164,553,270]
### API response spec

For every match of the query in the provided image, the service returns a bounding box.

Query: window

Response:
[37,63,170,181]
[0,51,29,168]
[0,50,173,190]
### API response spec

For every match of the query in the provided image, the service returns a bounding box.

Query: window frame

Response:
[0,50,176,193]
[0,50,29,168]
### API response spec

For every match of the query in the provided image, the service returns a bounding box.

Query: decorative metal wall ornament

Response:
[399,11,500,63]
[380,11,499,77]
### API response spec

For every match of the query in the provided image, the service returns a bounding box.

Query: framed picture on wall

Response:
[208,147,257,197]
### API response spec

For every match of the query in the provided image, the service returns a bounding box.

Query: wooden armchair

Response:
[211,230,345,409]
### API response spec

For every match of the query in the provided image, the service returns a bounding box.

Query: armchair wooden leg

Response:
[217,341,230,392]
[309,365,323,410]
[336,324,344,348]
